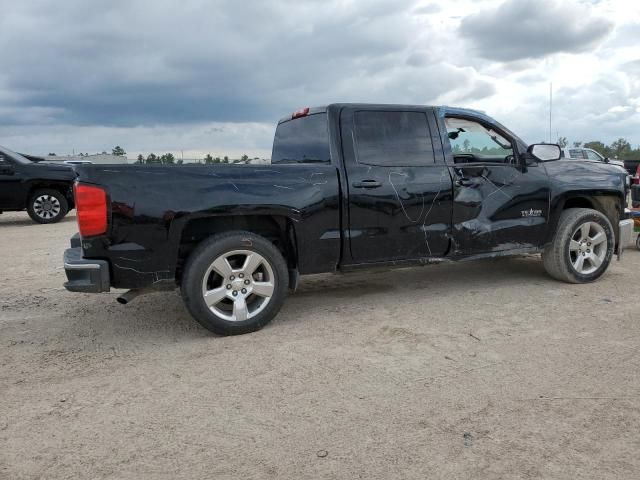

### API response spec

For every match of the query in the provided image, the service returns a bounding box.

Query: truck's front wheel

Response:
[542,208,614,283]
[181,231,289,335]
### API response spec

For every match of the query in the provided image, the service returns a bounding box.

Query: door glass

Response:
[445,117,512,162]
[353,111,434,166]
[569,149,586,159]
[586,150,602,161]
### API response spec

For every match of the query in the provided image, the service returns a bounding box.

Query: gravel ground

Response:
[1,210,639,479]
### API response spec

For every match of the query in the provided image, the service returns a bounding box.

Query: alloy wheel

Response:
[201,249,276,322]
[569,221,607,275]
[33,195,61,220]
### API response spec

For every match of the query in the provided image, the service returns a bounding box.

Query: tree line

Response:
[133,153,259,165]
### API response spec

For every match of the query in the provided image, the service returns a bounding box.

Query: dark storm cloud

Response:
[1,0,490,128]
[459,0,613,61]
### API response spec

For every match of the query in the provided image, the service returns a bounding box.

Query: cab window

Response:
[569,149,587,159]
[271,113,331,164]
[585,150,603,161]
[353,111,435,166]
[445,117,513,164]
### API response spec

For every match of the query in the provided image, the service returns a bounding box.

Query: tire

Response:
[542,208,614,283]
[181,231,289,335]
[27,188,69,224]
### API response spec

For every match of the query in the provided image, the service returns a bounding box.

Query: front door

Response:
[0,155,23,209]
[441,115,550,255]
[342,107,453,263]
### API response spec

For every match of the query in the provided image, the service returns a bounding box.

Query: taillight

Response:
[74,184,107,237]
[634,165,640,185]
[292,107,310,119]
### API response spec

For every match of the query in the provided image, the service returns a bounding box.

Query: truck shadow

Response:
[55,255,550,344]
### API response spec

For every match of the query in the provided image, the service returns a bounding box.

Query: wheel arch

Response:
[548,191,624,247]
[174,214,299,284]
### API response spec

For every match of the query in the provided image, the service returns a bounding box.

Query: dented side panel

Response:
[450,162,550,255]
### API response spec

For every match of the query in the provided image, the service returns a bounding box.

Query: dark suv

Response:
[0,146,75,224]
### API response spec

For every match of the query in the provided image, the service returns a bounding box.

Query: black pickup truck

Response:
[63,104,635,335]
[0,146,75,223]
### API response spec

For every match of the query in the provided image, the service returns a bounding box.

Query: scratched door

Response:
[440,114,551,255]
[341,107,453,263]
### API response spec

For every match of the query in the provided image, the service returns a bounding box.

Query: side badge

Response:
[521,208,543,218]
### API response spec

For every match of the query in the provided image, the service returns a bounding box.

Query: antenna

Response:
[549,82,553,144]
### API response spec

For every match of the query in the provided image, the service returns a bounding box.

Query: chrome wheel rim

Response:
[569,221,607,275]
[33,195,61,219]
[201,249,275,322]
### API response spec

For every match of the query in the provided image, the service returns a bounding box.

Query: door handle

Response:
[455,178,473,187]
[352,180,382,189]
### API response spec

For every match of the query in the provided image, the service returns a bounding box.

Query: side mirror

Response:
[604,157,610,163]
[528,144,561,161]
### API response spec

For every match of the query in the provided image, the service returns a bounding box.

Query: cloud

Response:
[459,0,613,61]
[0,0,425,128]
[0,0,637,155]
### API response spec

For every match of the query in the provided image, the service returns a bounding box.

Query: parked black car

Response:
[0,146,75,223]
[62,104,635,335]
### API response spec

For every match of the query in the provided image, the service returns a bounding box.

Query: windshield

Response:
[0,145,31,164]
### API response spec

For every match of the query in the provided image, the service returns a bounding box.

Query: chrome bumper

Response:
[618,210,634,260]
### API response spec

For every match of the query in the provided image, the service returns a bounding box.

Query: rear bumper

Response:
[63,247,110,293]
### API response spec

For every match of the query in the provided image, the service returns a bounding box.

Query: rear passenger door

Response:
[341,107,453,264]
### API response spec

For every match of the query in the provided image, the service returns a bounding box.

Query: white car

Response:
[561,147,624,168]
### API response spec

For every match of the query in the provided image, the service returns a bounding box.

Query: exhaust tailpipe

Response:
[117,289,142,305]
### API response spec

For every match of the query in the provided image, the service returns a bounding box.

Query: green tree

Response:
[556,137,568,148]
[136,154,144,164]
[213,157,221,163]
[112,146,126,156]
[583,141,607,156]
[240,154,249,163]
[160,153,175,165]
[572,141,582,148]
[204,154,214,165]
[609,138,631,159]
[223,156,229,163]
[146,153,160,164]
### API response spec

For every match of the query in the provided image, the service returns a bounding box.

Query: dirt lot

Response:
[1,210,639,479]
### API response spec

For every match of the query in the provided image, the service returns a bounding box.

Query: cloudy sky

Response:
[0,0,638,159]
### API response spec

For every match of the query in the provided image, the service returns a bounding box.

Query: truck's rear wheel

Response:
[542,208,614,283]
[27,188,69,224]
[181,231,288,335]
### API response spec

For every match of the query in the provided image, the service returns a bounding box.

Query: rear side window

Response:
[569,149,586,159]
[353,111,434,166]
[271,113,330,164]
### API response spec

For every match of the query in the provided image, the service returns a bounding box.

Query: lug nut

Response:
[239,273,244,278]
[244,279,250,285]
[226,284,231,289]
[241,288,247,294]
[230,275,235,281]
[587,249,591,253]
[232,290,238,296]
